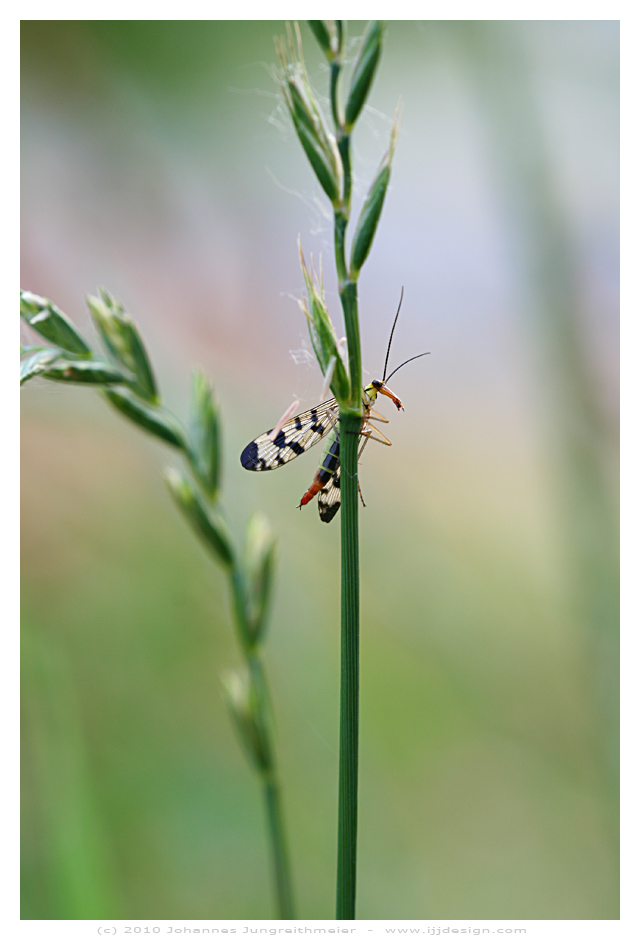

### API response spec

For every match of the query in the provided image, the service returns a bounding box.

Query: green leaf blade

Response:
[104,389,186,450]
[344,21,385,130]
[188,370,221,499]
[307,21,332,57]
[87,291,158,404]
[41,359,126,385]
[20,291,91,356]
[243,513,277,648]
[292,116,340,204]
[350,165,390,276]
[164,468,234,569]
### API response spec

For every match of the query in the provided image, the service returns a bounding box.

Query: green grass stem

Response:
[263,772,295,919]
[336,410,361,919]
[331,36,362,919]
[281,21,390,917]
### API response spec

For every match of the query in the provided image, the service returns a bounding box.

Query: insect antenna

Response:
[380,288,430,384]
[385,351,430,383]
[382,286,404,382]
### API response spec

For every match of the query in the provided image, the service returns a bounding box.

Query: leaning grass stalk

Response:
[262,766,295,919]
[247,652,295,920]
[20,292,294,919]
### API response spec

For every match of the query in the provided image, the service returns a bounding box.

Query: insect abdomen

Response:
[299,430,340,507]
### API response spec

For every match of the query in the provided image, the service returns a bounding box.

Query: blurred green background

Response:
[21,20,619,920]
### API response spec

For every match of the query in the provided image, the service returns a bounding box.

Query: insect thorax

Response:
[363,383,378,409]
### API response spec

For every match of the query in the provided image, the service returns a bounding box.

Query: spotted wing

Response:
[240,398,338,471]
[318,466,341,523]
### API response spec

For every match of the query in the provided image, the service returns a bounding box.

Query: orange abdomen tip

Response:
[299,480,323,507]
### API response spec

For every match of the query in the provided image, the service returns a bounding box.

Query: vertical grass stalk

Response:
[277,21,391,917]
[330,32,362,920]
[336,410,361,919]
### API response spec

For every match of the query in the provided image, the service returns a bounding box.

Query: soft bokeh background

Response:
[21,21,619,921]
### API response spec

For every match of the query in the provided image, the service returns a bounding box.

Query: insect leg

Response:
[361,421,393,446]
[366,406,390,424]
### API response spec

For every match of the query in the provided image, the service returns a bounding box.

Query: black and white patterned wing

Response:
[318,466,341,523]
[240,398,338,471]
[318,429,373,522]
